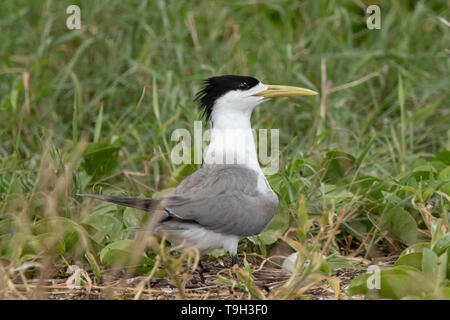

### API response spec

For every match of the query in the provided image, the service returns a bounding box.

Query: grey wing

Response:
[163,165,277,237]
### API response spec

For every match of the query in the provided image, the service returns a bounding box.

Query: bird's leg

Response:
[198,261,207,283]
[231,254,239,267]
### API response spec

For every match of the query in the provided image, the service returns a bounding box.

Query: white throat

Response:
[203,106,262,173]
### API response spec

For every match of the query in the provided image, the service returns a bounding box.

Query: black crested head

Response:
[195,75,260,121]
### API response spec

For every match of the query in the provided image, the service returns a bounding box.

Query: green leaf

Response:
[379,206,418,245]
[93,104,103,143]
[83,206,123,244]
[399,186,417,194]
[422,248,439,283]
[437,249,449,282]
[82,142,120,182]
[433,150,450,166]
[323,184,354,203]
[395,252,423,270]
[28,233,66,256]
[433,233,450,256]
[327,257,366,270]
[437,166,450,195]
[123,207,144,229]
[297,194,308,229]
[33,217,90,250]
[430,218,444,248]
[100,239,134,267]
[348,265,434,299]
[63,231,79,251]
[399,242,430,257]
[323,151,356,182]
[395,242,430,270]
[319,260,332,276]
[356,137,374,168]
[85,250,101,284]
[99,239,152,268]
[441,283,450,299]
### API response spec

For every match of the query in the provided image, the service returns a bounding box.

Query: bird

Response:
[78,75,317,279]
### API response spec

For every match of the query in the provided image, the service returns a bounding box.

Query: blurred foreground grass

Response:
[0,0,449,299]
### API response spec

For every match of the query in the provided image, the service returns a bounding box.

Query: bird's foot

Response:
[198,261,207,283]
[231,254,239,267]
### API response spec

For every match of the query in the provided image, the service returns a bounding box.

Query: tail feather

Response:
[77,194,157,211]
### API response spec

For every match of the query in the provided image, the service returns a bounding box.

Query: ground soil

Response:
[3,255,398,300]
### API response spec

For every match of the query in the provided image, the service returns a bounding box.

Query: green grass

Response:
[0,0,449,299]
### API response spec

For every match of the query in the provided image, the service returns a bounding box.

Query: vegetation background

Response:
[0,0,449,299]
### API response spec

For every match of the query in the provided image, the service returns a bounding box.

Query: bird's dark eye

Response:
[238,82,248,89]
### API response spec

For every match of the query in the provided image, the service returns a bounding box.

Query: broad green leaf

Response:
[379,206,418,245]
[348,265,434,299]
[123,207,144,229]
[441,284,450,299]
[437,166,450,195]
[437,249,449,282]
[82,142,120,182]
[83,209,123,244]
[430,218,444,248]
[34,217,87,235]
[88,201,118,215]
[413,165,436,173]
[63,231,79,251]
[33,217,90,249]
[323,151,356,182]
[100,239,134,267]
[352,176,386,201]
[433,233,450,256]
[28,233,66,255]
[432,150,450,166]
[99,239,152,268]
[286,158,317,177]
[325,151,356,164]
[394,252,423,270]
[422,248,439,283]
[319,260,332,276]
[399,242,430,257]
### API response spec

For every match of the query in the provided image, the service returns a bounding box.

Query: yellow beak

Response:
[253,84,318,99]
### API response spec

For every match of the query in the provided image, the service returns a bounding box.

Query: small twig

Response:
[328,71,381,94]
[439,17,450,27]
[352,0,366,10]
[186,12,201,52]
[352,225,376,257]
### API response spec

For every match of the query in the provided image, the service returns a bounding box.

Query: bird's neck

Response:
[204,110,261,173]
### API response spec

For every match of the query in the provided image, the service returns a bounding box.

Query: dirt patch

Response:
[2,255,398,300]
